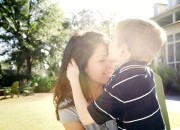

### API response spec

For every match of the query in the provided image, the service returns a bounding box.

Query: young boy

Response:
[67,19,166,130]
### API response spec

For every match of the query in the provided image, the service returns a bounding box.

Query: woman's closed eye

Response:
[98,59,106,63]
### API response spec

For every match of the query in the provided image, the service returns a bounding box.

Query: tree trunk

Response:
[0,63,2,74]
[26,55,32,78]
[17,63,20,75]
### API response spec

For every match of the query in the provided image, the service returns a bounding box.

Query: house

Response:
[151,0,180,71]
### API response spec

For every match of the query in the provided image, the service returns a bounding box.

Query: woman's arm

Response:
[63,122,85,130]
[67,59,95,125]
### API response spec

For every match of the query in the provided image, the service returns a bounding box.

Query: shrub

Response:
[175,71,180,91]
[0,73,28,87]
[152,64,180,91]
[31,75,55,93]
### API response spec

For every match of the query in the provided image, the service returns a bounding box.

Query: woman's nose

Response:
[105,59,116,73]
[106,63,113,70]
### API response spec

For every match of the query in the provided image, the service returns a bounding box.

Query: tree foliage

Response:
[0,0,69,78]
[69,9,96,31]
[68,9,115,39]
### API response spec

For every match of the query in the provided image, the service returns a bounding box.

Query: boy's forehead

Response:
[112,33,122,44]
[110,38,119,48]
[112,32,119,41]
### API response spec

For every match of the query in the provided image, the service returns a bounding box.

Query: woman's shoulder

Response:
[58,99,79,123]
[105,120,118,130]
[84,120,118,130]
[59,98,73,109]
[58,98,76,114]
[58,100,118,130]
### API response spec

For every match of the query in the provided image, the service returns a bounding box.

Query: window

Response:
[157,15,173,26]
[175,11,180,21]
[166,33,180,70]
[168,35,173,42]
[176,42,180,61]
[175,33,180,41]
[168,44,174,62]
[169,63,175,69]
[176,63,180,71]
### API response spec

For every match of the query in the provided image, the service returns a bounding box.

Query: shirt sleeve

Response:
[87,72,128,125]
[87,88,125,125]
[58,105,80,124]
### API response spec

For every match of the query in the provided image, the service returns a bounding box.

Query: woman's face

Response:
[85,43,114,85]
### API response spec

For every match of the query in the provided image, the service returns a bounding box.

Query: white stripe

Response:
[120,64,146,70]
[104,89,124,103]
[124,86,155,103]
[120,65,147,73]
[119,67,146,73]
[94,101,115,119]
[105,86,155,104]
[112,74,145,89]
[107,75,115,85]
[117,126,126,130]
[123,108,160,123]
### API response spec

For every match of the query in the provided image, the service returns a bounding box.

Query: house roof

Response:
[151,4,180,20]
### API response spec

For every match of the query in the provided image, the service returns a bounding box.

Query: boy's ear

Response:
[121,44,131,62]
[120,44,129,55]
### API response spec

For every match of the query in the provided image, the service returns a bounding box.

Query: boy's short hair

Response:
[114,19,167,62]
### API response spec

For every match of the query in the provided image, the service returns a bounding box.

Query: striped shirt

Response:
[88,61,165,130]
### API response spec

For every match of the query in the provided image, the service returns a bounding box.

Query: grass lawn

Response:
[168,112,180,130]
[0,93,64,130]
[0,93,180,130]
[166,97,180,130]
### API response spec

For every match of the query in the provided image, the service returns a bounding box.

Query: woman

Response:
[53,31,117,130]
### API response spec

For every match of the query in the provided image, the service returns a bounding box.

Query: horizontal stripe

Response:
[94,101,115,119]
[117,126,126,130]
[121,64,146,70]
[123,108,160,123]
[104,89,124,103]
[112,74,146,89]
[105,86,155,103]
[124,86,155,103]
[120,65,147,73]
[106,75,115,85]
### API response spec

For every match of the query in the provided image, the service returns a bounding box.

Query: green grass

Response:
[0,93,180,130]
[166,98,180,130]
[168,112,180,130]
[0,93,64,130]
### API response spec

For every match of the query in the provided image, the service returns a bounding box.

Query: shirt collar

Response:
[114,60,148,74]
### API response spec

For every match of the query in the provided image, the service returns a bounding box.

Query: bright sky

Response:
[0,0,167,61]
[56,0,167,22]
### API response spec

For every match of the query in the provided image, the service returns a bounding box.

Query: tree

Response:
[0,0,69,78]
[69,9,96,31]
[93,10,116,39]
[68,9,115,39]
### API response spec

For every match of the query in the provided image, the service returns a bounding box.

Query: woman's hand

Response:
[67,59,80,85]
[66,59,95,125]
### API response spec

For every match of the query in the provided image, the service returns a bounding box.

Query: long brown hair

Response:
[53,31,108,120]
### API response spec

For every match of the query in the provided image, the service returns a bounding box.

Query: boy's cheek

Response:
[107,49,117,61]
[118,59,126,67]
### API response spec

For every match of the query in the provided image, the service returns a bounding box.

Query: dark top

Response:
[88,61,165,130]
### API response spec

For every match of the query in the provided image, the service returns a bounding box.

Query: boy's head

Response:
[108,19,167,66]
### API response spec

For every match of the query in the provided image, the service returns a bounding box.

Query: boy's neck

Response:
[118,48,131,67]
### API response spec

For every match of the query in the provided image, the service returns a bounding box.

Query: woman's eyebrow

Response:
[96,55,107,57]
